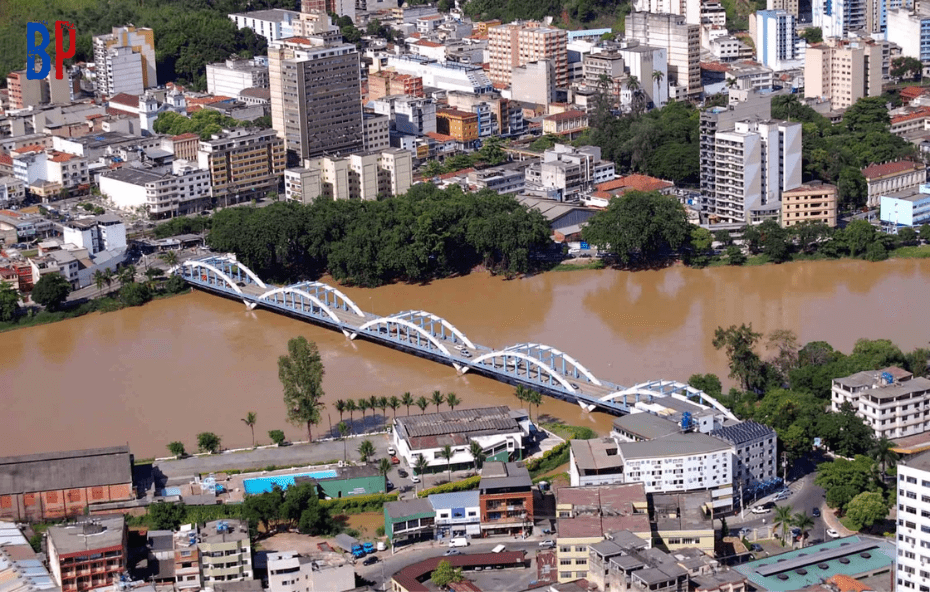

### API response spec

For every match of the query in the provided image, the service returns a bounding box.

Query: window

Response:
[560,559,572,566]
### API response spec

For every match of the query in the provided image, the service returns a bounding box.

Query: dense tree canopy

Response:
[207,184,552,286]
[31,273,71,311]
[153,110,270,140]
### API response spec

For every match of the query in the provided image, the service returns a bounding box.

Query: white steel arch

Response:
[593,381,737,421]
[468,350,577,392]
[391,310,477,349]
[354,317,452,356]
[258,287,341,324]
[508,343,602,386]
[182,260,243,295]
[213,254,267,289]
[301,281,365,317]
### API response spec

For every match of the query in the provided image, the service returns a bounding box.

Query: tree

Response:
[905,348,930,378]
[712,324,764,392]
[197,432,221,454]
[431,560,464,588]
[388,396,400,421]
[799,26,823,43]
[149,502,187,530]
[31,273,71,311]
[720,516,729,538]
[766,329,800,382]
[514,385,530,407]
[167,441,186,458]
[869,437,900,480]
[402,392,414,415]
[280,482,318,526]
[528,391,543,424]
[161,250,179,268]
[118,264,136,285]
[335,399,346,422]
[844,97,891,136]
[817,402,874,457]
[845,491,890,531]
[346,399,357,425]
[416,396,429,414]
[269,430,286,446]
[891,56,923,81]
[688,374,722,397]
[469,440,486,474]
[377,396,388,429]
[242,411,257,448]
[0,282,19,322]
[837,168,867,211]
[121,281,152,307]
[439,444,453,482]
[278,336,326,442]
[774,505,793,543]
[446,392,461,411]
[726,245,746,265]
[430,390,445,412]
[792,513,814,547]
[816,455,881,513]
[241,488,283,533]
[714,229,733,246]
[378,457,392,484]
[921,224,930,243]
[686,226,714,267]
[757,220,790,263]
[358,439,376,463]
[897,227,918,246]
[338,421,350,463]
[414,454,430,478]
[582,191,691,266]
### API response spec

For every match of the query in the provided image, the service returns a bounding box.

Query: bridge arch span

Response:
[468,350,577,392]
[298,281,365,317]
[388,310,477,349]
[593,381,737,420]
[257,287,342,324]
[354,317,452,356]
[506,343,602,386]
[180,260,243,295]
[212,255,267,289]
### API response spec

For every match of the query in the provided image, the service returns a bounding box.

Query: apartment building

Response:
[48,517,127,592]
[99,163,212,219]
[805,38,883,110]
[896,450,930,592]
[702,116,802,223]
[754,10,805,71]
[524,144,615,200]
[368,71,424,102]
[167,133,201,162]
[228,9,300,44]
[197,128,285,205]
[627,12,701,99]
[633,0,702,24]
[709,420,778,496]
[781,181,838,228]
[479,461,534,537]
[862,160,926,208]
[0,176,25,207]
[370,95,437,136]
[363,112,390,152]
[447,91,524,138]
[173,527,201,590]
[555,484,650,583]
[92,26,157,96]
[267,552,354,592]
[206,57,270,98]
[882,183,930,227]
[384,55,493,95]
[511,60,556,106]
[542,110,589,137]
[814,0,867,38]
[488,22,568,87]
[767,0,799,17]
[62,214,126,255]
[615,45,669,108]
[269,37,363,159]
[887,4,930,67]
[436,108,479,146]
[11,147,88,199]
[287,148,412,202]
[6,71,48,110]
[832,367,930,440]
[198,520,253,584]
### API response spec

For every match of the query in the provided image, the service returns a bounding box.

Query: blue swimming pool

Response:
[243,470,338,494]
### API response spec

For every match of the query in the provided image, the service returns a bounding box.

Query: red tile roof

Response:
[48,151,77,163]
[415,39,443,48]
[890,107,930,125]
[597,174,673,194]
[437,107,477,119]
[392,553,526,592]
[861,160,924,179]
[0,153,11,167]
[544,109,587,122]
[108,93,139,107]
[826,574,872,592]
[901,86,929,102]
[701,61,729,72]
[425,132,455,142]
[12,145,45,155]
[437,167,474,180]
[172,132,200,141]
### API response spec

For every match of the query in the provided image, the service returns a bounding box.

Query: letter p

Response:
[26,22,50,80]
[55,21,76,80]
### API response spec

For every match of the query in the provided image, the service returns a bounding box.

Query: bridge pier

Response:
[348,332,358,340]
[245,301,257,310]
[454,363,467,374]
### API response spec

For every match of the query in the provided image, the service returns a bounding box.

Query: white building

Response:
[363,112,391,152]
[99,162,212,219]
[62,214,127,255]
[370,96,437,136]
[832,367,930,440]
[753,10,805,71]
[99,46,145,97]
[286,149,413,203]
[633,0,702,24]
[198,520,252,585]
[0,176,25,207]
[11,147,88,198]
[206,57,270,98]
[392,407,531,474]
[267,552,355,592]
[429,491,481,539]
[881,184,930,227]
[229,9,300,44]
[384,55,493,94]
[616,44,669,108]
[888,5,930,71]
[93,26,157,97]
[813,0,867,39]
[525,144,616,200]
[896,450,930,591]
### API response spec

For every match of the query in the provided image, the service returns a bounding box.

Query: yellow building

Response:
[436,108,479,144]
[197,128,285,206]
[652,492,716,554]
[780,181,838,228]
[555,484,650,583]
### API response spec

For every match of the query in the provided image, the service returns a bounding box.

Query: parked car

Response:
[444,549,461,556]
[411,475,420,484]
[449,538,469,548]
[391,456,400,465]
[791,527,802,537]
[539,540,555,548]
[387,446,396,455]
[751,544,763,552]
[386,479,394,490]
[363,556,379,565]
[398,469,408,478]
[812,508,821,518]
[738,528,751,538]
[751,506,770,514]
[826,528,840,538]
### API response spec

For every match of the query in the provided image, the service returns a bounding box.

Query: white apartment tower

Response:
[895,451,930,592]
[813,0,867,39]
[627,12,701,99]
[92,26,156,97]
[754,10,805,71]
[633,0,702,24]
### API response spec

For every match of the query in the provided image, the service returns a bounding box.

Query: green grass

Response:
[541,422,598,441]
[551,259,606,272]
[891,244,930,259]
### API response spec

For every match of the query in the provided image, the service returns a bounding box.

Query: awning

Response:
[466,524,481,535]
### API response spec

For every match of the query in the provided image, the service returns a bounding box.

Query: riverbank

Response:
[704,243,930,268]
[0,287,191,334]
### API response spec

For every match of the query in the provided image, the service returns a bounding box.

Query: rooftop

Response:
[108,93,139,107]
[392,552,525,592]
[230,8,299,22]
[612,413,681,440]
[556,484,650,537]
[384,498,435,520]
[395,406,521,449]
[478,461,532,491]
[545,109,588,122]
[199,519,249,544]
[596,174,673,194]
[570,438,624,472]
[428,490,479,510]
[47,516,126,555]
[861,159,924,179]
[0,446,132,496]
[710,420,776,446]
[835,370,930,399]
[619,432,732,460]
[652,492,713,531]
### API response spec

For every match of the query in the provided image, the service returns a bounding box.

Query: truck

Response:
[448,538,469,548]
[362,542,375,554]
[351,544,365,558]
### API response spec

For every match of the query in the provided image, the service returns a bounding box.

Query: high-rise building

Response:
[888,4,930,68]
[896,450,930,591]
[804,38,883,109]
[767,0,799,17]
[511,60,556,106]
[864,0,912,34]
[286,149,413,202]
[812,0,867,39]
[268,37,364,160]
[197,128,286,205]
[633,0,702,24]
[206,57,270,98]
[627,12,701,99]
[754,10,805,71]
[704,118,802,223]
[488,22,568,87]
[92,26,156,97]
[6,71,45,110]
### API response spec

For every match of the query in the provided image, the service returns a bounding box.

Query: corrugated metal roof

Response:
[397,407,518,438]
[0,446,132,495]
[428,490,479,510]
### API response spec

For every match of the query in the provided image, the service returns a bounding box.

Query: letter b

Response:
[55,21,76,80]
[26,22,51,80]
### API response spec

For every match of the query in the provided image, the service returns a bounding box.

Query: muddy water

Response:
[2,258,928,458]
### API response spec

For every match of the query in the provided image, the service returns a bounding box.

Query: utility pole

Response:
[740,482,745,519]
[782,452,788,486]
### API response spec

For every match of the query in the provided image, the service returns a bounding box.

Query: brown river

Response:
[1,258,928,458]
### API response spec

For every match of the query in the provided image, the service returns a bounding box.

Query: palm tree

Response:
[469,440,485,474]
[439,444,453,483]
[346,399,357,426]
[118,264,136,285]
[792,512,815,547]
[338,421,350,463]
[401,392,414,415]
[144,267,159,290]
[430,390,445,412]
[388,396,400,422]
[652,69,664,87]
[528,390,543,423]
[378,457,393,487]
[102,268,114,293]
[241,411,257,448]
[416,396,429,414]
[870,437,900,480]
[377,396,388,429]
[514,385,530,408]
[774,505,793,543]
[446,392,461,411]
[334,399,346,422]
[160,250,179,268]
[358,439,376,463]
[93,269,106,294]
[358,398,370,431]
[626,75,640,93]
[726,77,737,89]
[414,454,429,492]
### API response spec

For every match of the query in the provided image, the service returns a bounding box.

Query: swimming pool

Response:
[243,470,338,494]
